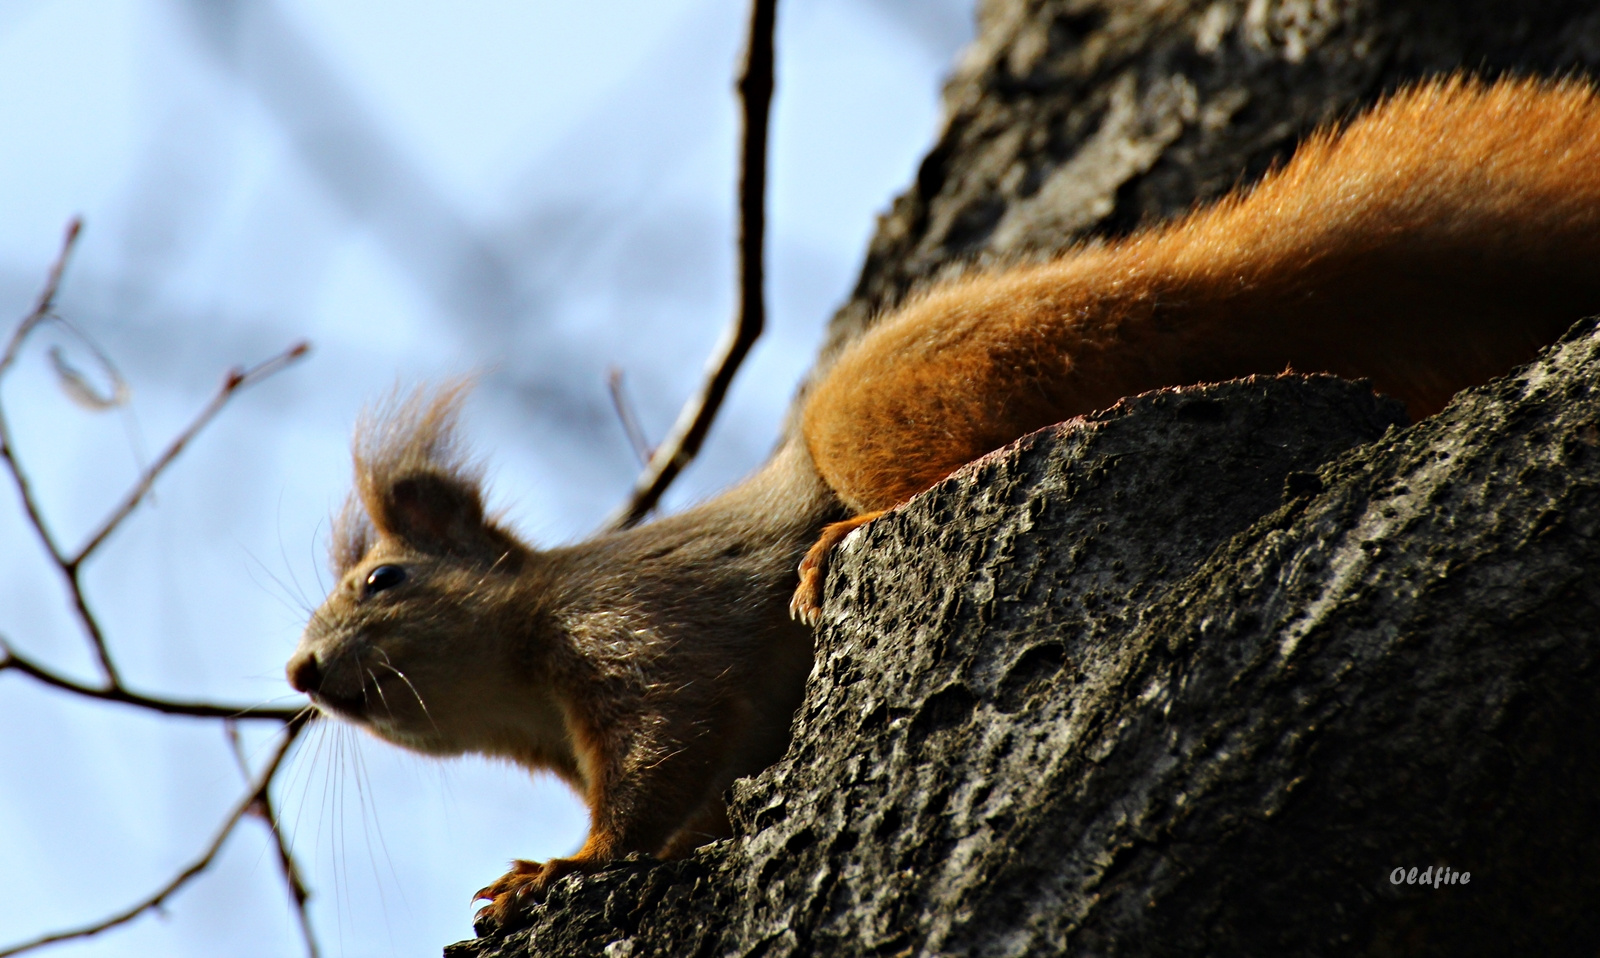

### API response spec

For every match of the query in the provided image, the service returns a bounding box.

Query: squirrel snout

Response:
[286,651,323,694]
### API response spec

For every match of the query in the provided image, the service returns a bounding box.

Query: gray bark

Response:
[449,0,1600,954]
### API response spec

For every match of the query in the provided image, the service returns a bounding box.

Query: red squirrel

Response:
[286,76,1600,928]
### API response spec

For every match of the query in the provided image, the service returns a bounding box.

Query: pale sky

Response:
[0,1,973,955]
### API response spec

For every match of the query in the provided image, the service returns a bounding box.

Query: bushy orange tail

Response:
[803,76,1600,514]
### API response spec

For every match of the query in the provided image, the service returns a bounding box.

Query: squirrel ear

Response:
[345,383,524,567]
[370,471,491,557]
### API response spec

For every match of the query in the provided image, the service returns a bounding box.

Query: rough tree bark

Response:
[449,1,1600,954]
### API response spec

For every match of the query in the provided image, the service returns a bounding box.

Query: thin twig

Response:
[55,339,309,679]
[0,221,319,955]
[603,0,779,531]
[0,713,312,958]
[0,220,84,574]
[0,221,114,681]
[0,217,310,685]
[606,366,654,467]
[0,218,80,378]
[0,638,304,720]
[228,723,320,958]
[71,339,311,566]
[264,783,320,958]
[0,411,65,562]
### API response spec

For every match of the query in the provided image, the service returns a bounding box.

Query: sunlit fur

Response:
[295,77,1600,923]
[804,76,1600,513]
[291,389,833,922]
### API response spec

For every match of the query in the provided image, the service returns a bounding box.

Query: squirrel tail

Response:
[804,75,1600,514]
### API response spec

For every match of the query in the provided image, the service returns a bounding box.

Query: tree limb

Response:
[603,0,778,531]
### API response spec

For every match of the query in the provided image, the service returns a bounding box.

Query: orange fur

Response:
[294,77,1600,927]
[803,77,1600,514]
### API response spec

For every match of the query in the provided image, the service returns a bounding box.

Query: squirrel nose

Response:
[287,651,322,694]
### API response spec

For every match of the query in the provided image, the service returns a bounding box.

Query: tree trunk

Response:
[450,1,1600,954]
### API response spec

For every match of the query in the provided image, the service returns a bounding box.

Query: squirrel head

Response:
[288,385,554,758]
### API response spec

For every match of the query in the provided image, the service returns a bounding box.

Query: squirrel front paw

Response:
[472,857,588,934]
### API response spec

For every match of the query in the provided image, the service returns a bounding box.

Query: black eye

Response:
[364,564,408,595]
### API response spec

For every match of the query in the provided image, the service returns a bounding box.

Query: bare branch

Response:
[0,638,306,721]
[0,219,84,573]
[0,221,118,679]
[49,339,309,682]
[70,339,311,566]
[606,366,654,467]
[0,410,65,563]
[264,786,320,958]
[0,218,80,378]
[0,218,310,685]
[228,723,320,958]
[0,713,312,958]
[603,0,778,531]
[0,223,319,956]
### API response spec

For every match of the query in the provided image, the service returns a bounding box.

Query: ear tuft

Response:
[329,490,375,576]
[330,382,517,566]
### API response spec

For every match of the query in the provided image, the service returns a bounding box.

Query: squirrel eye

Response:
[364,564,408,595]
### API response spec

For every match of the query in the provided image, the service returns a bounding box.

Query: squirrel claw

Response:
[789,567,824,626]
[788,511,886,625]
[471,858,582,935]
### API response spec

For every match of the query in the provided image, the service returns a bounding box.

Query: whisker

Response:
[358,662,374,713]
[372,650,440,736]
[241,548,318,618]
[274,487,318,610]
[366,666,395,721]
[311,514,330,597]
[282,717,328,853]
[351,733,410,915]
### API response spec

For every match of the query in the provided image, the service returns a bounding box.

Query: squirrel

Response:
[286,76,1600,930]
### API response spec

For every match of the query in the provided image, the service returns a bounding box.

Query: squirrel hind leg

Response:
[657,799,733,859]
[789,510,888,626]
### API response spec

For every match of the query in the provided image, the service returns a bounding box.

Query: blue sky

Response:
[0,1,972,955]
